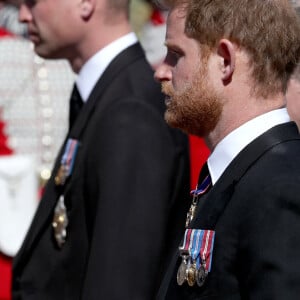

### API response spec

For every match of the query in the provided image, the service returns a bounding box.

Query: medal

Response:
[52,195,69,248]
[54,165,69,186]
[177,230,193,286]
[196,263,207,287]
[185,197,197,228]
[52,136,79,248]
[186,175,211,228]
[177,229,215,287]
[55,139,79,186]
[177,256,188,285]
[186,261,196,286]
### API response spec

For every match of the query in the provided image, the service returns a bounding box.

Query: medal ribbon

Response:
[185,173,212,228]
[188,229,215,272]
[181,229,192,252]
[191,229,204,269]
[190,174,212,197]
[52,140,78,248]
[61,139,79,178]
[199,229,215,272]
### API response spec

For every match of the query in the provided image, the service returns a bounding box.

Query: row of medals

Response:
[177,253,207,287]
[177,195,207,287]
[52,164,69,248]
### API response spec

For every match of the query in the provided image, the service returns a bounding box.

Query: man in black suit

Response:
[12,0,190,299]
[154,0,300,299]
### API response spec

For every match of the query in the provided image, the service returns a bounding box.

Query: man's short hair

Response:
[103,0,130,23]
[158,0,300,98]
[107,0,130,12]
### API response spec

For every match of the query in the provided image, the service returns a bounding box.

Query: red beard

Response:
[161,68,223,138]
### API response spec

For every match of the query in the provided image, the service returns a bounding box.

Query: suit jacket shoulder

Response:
[160,122,300,300]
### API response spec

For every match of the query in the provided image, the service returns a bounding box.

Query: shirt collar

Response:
[75,32,138,102]
[207,108,290,185]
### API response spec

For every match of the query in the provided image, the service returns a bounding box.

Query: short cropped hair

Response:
[106,0,130,14]
[157,0,300,97]
[104,0,130,23]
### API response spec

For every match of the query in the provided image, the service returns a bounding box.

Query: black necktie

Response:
[69,85,83,130]
[197,162,211,187]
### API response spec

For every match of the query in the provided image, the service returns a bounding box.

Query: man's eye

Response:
[165,50,181,67]
[24,0,37,7]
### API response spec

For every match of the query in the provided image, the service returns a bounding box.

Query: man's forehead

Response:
[165,10,185,41]
[166,6,186,28]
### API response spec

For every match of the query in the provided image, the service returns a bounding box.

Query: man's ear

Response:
[80,0,94,20]
[217,39,236,84]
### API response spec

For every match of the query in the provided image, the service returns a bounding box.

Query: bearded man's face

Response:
[161,64,223,137]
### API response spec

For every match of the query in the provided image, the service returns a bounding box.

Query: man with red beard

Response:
[154,0,300,299]
[139,0,210,189]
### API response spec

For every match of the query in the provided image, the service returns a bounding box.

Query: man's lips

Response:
[28,30,40,44]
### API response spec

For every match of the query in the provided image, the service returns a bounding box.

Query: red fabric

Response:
[0,28,13,38]
[0,121,13,155]
[150,8,165,26]
[0,110,13,300]
[0,254,12,300]
[189,135,210,189]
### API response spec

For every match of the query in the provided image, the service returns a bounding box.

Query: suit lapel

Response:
[13,142,66,271]
[157,122,300,298]
[192,122,300,229]
[69,42,145,140]
[14,43,145,270]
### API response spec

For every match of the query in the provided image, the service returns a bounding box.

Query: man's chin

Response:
[33,44,48,58]
[164,111,183,130]
[34,45,58,60]
[164,111,209,137]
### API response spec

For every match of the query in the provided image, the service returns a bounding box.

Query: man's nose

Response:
[154,63,172,83]
[19,3,32,23]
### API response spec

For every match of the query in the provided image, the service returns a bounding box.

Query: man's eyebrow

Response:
[164,42,182,52]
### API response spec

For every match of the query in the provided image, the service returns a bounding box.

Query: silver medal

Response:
[52,195,68,248]
[196,257,208,287]
[177,256,188,285]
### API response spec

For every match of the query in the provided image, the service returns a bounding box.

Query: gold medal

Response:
[177,257,188,285]
[54,165,68,186]
[186,262,196,286]
[52,195,68,248]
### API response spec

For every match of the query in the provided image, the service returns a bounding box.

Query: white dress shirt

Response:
[76,32,138,102]
[208,108,291,185]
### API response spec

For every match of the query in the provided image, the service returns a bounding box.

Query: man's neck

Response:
[70,21,132,73]
[205,94,286,151]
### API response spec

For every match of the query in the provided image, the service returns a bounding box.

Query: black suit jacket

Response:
[12,43,190,300]
[157,122,300,300]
